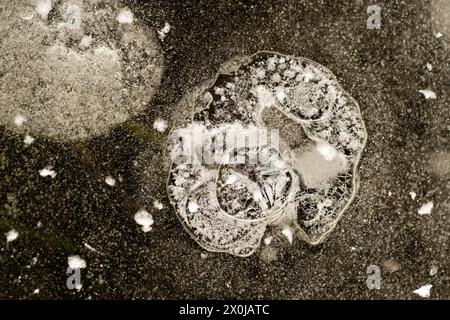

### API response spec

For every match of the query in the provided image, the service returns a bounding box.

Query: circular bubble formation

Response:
[167,52,367,257]
[0,0,163,140]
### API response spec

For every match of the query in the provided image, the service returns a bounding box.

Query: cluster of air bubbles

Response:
[167,52,367,256]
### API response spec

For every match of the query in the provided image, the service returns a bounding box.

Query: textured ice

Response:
[0,0,163,140]
[167,52,367,256]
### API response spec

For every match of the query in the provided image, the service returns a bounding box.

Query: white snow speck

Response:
[153,200,164,210]
[303,70,315,82]
[105,176,116,187]
[426,63,433,71]
[281,226,293,244]
[79,35,93,48]
[413,284,432,298]
[264,236,273,246]
[33,289,40,295]
[409,191,417,200]
[434,32,443,38]
[24,135,35,146]
[14,114,26,126]
[20,8,35,21]
[153,118,168,133]
[253,191,263,202]
[316,142,337,161]
[430,266,438,276]
[84,243,99,253]
[158,22,171,41]
[39,166,56,178]
[388,191,392,196]
[275,86,286,103]
[116,7,134,24]
[188,201,199,213]
[418,201,433,215]
[255,85,276,108]
[35,0,52,19]
[6,229,19,243]
[225,174,237,185]
[200,253,208,259]
[134,209,154,232]
[418,89,437,100]
[350,246,357,251]
[68,255,86,269]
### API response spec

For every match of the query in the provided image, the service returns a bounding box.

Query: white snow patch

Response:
[153,200,164,210]
[253,191,263,202]
[24,135,35,146]
[188,201,199,213]
[158,22,171,41]
[409,191,417,200]
[80,35,93,48]
[35,0,52,19]
[68,255,86,269]
[6,229,19,243]
[275,86,286,103]
[39,166,56,178]
[418,89,437,100]
[426,63,433,71]
[413,284,432,298]
[33,289,40,295]
[105,176,116,187]
[14,114,26,126]
[418,201,433,215]
[264,236,273,246]
[134,209,154,232]
[303,70,315,82]
[153,118,168,133]
[200,253,208,259]
[316,142,337,161]
[281,226,293,244]
[430,265,438,276]
[225,174,237,185]
[434,32,443,38]
[84,243,99,253]
[117,7,134,24]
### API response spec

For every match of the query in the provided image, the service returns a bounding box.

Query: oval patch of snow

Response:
[134,209,154,232]
[68,255,86,269]
[413,284,432,298]
[418,201,433,215]
[6,229,19,243]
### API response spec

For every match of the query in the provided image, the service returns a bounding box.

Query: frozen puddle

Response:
[0,0,163,140]
[166,52,367,257]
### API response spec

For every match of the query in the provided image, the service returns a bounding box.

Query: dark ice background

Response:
[1,0,449,299]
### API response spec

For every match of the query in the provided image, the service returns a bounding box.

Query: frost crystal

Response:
[167,52,367,256]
